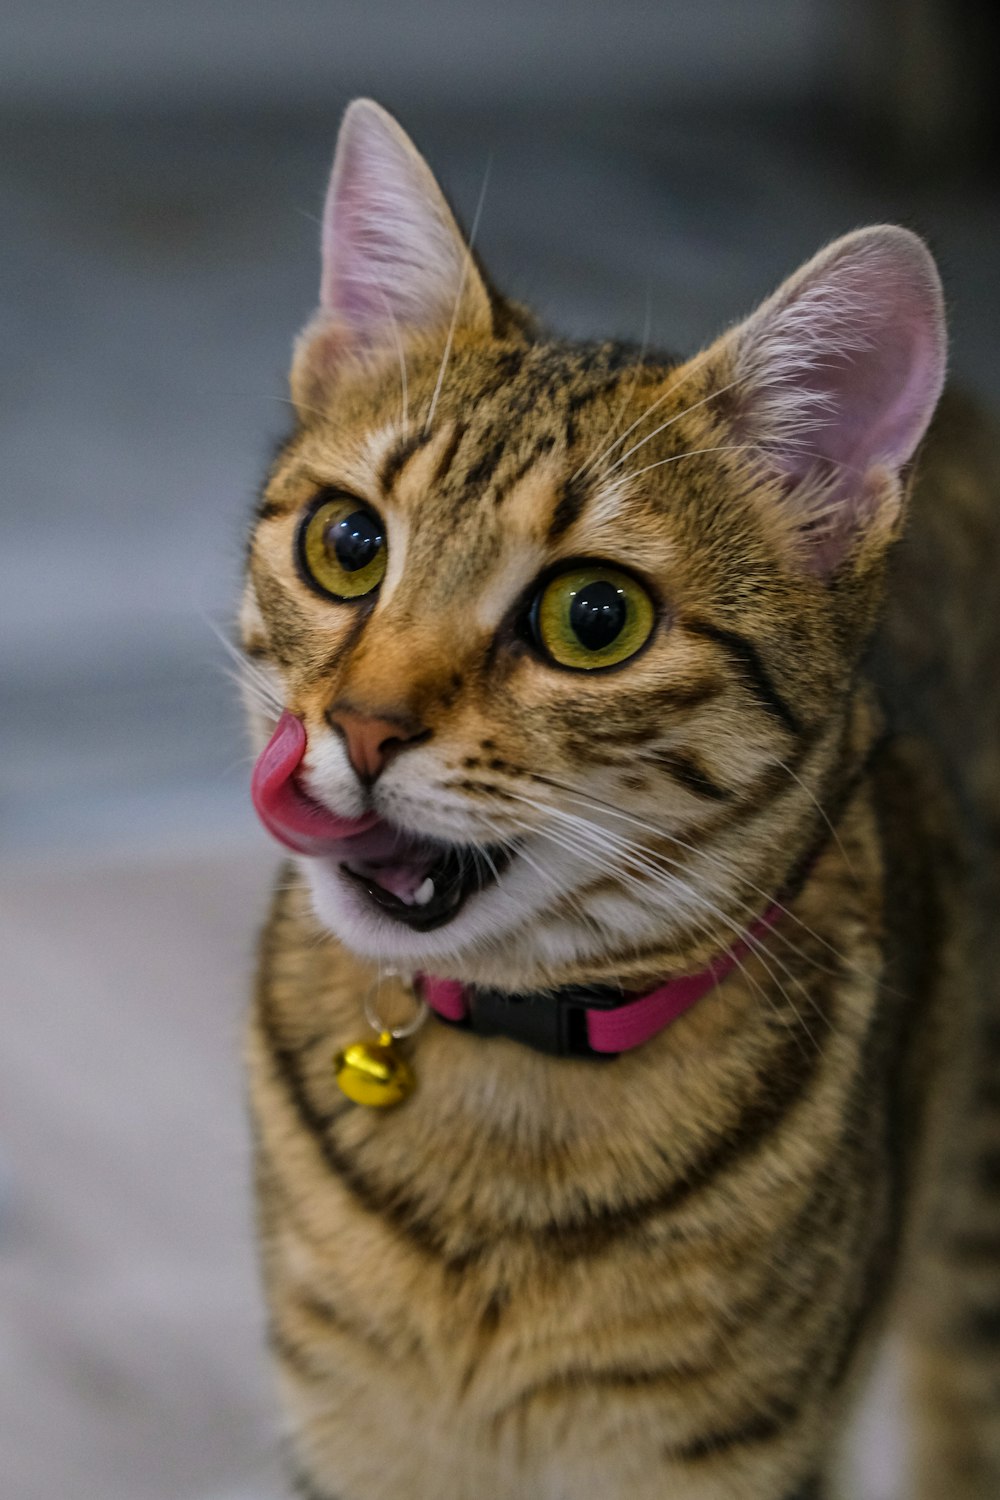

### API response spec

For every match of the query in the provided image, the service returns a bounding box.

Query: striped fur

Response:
[242,105,1000,1498]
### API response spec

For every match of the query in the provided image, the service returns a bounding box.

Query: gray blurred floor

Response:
[1,102,996,1498]
[0,849,284,1500]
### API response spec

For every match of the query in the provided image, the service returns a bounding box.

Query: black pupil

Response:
[327,509,383,573]
[569,580,627,651]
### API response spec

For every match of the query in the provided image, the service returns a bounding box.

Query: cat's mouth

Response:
[336,822,510,932]
[251,712,510,931]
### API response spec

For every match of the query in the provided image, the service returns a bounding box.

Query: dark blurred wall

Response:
[3,0,831,111]
[839,0,1000,174]
[1,0,995,858]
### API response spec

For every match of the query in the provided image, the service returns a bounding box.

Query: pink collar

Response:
[418,905,781,1058]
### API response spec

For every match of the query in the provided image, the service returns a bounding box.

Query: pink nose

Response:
[327,708,428,783]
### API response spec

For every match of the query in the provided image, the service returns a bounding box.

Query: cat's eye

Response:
[530,565,656,670]
[297,494,387,601]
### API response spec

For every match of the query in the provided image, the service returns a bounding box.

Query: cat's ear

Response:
[293,99,492,400]
[711,226,946,571]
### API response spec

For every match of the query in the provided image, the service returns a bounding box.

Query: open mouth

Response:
[338,823,510,932]
[250,712,510,931]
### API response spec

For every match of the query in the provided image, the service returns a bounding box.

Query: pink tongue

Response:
[250,711,380,856]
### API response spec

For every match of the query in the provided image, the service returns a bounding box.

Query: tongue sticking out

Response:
[250,712,439,905]
[250,712,500,926]
[251,711,380,856]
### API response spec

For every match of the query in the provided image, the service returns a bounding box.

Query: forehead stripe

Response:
[428,421,466,487]
[491,432,557,507]
[461,435,506,494]
[379,429,433,494]
[547,472,591,541]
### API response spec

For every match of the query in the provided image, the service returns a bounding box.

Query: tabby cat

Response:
[241,99,1000,1498]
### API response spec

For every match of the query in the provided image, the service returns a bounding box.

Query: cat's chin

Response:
[301,850,525,971]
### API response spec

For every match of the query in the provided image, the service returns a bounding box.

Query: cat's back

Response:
[877,389,1000,836]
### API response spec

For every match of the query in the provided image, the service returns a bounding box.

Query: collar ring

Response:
[364,973,428,1040]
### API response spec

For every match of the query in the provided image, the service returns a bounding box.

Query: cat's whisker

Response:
[438,765,855,994]
[606,375,747,476]
[222,667,282,721]
[530,804,827,1038]
[506,792,829,1036]
[580,343,719,479]
[203,615,285,716]
[624,433,870,493]
[622,443,763,484]
[491,777,857,1027]
[234,657,283,708]
[579,800,862,995]
[771,754,858,878]
[496,831,606,950]
[524,770,871,980]
[501,812,700,979]
[506,811,824,1053]
[571,296,654,482]
[230,664,283,717]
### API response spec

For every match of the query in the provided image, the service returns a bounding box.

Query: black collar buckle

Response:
[444,983,624,1058]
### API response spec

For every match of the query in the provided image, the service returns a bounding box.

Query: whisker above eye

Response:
[575,342,718,482]
[605,374,746,476]
[623,443,762,483]
[571,297,653,482]
[424,157,492,435]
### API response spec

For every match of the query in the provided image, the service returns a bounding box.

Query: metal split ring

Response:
[363,972,428,1040]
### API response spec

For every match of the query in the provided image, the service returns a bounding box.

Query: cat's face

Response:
[242,100,945,991]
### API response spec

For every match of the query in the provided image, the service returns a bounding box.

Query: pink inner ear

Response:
[841,305,943,474]
[324,158,384,329]
[738,228,947,501]
[318,100,470,346]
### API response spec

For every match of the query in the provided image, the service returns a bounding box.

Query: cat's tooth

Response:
[414,877,435,907]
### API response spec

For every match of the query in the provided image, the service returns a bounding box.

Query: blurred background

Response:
[0,3,996,1497]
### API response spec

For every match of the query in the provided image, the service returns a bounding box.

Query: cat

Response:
[241,98,1000,1499]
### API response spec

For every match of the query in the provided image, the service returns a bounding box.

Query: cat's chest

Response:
[264,1169,755,1495]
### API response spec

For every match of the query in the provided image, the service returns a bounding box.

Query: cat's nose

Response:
[326,705,429,784]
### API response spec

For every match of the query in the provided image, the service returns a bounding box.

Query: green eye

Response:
[532,565,656,670]
[298,495,387,600]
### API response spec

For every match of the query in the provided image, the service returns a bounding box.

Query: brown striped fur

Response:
[241,103,1000,1497]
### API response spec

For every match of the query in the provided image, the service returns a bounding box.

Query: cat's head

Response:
[242,99,946,992]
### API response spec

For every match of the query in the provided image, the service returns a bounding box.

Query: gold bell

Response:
[334,1031,415,1108]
